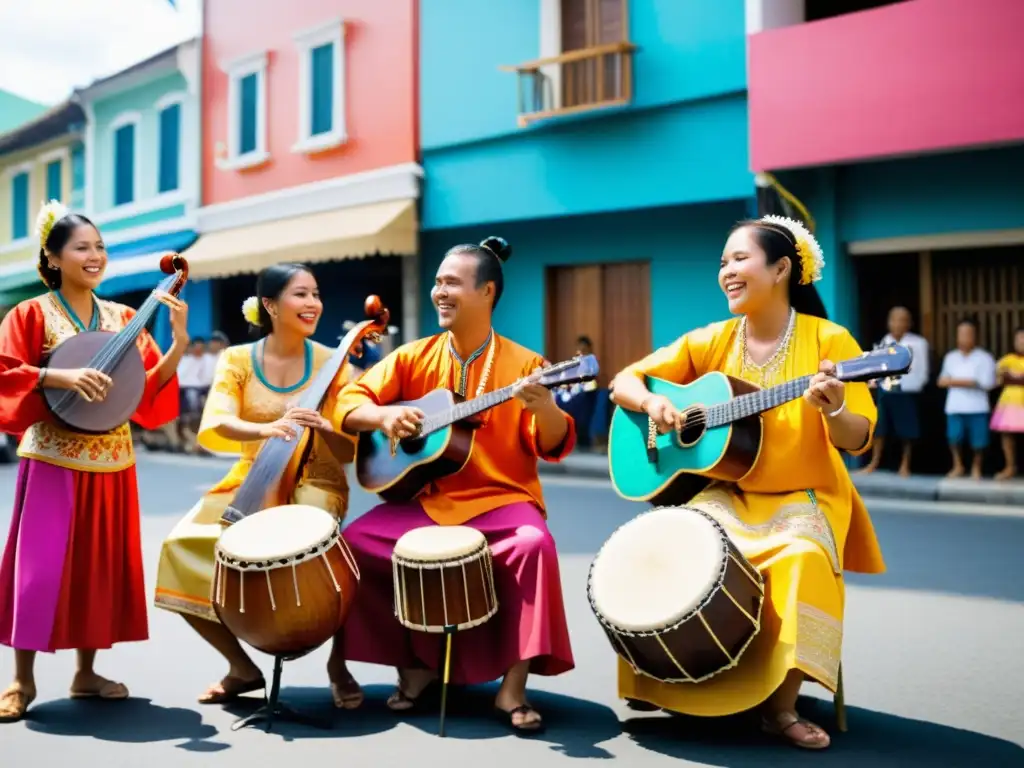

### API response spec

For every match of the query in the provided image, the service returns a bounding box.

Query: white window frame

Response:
[155,92,186,193]
[109,110,143,209]
[3,161,34,245]
[292,18,347,154]
[219,50,270,171]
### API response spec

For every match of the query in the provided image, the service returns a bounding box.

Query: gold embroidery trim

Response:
[154,590,219,622]
[795,602,842,691]
[692,486,841,575]
[18,421,135,473]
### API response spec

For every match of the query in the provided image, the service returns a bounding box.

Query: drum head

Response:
[218,504,338,562]
[589,506,726,632]
[394,525,485,562]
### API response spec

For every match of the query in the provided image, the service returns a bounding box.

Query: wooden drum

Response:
[213,504,360,658]
[587,505,764,683]
[392,526,498,633]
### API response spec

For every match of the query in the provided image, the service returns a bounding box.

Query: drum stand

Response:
[230,655,332,734]
[437,625,457,738]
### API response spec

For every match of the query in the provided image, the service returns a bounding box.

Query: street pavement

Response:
[0,452,1022,767]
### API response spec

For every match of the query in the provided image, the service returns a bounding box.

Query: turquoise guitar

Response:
[355,354,599,501]
[608,343,913,505]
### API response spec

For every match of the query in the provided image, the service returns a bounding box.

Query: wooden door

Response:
[545,261,651,389]
[560,0,625,107]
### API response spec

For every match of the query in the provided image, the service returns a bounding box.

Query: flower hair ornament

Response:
[241,296,261,326]
[759,214,825,285]
[35,199,70,250]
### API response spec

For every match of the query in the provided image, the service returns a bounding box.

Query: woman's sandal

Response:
[494,703,546,735]
[69,680,130,701]
[0,687,35,723]
[761,710,831,749]
[197,676,266,705]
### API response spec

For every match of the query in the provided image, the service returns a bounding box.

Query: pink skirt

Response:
[990,404,1024,433]
[338,500,575,685]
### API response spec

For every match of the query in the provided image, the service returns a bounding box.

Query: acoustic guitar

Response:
[355,354,599,501]
[607,343,913,505]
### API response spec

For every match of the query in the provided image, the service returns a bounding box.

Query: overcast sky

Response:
[0,0,201,105]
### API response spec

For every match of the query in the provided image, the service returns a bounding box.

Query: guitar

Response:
[608,343,913,505]
[355,354,600,501]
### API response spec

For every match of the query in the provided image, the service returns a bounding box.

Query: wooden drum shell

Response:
[44,331,147,434]
[590,513,764,684]
[213,536,359,659]
[393,543,498,633]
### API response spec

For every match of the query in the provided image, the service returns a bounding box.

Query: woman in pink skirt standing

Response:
[991,328,1024,480]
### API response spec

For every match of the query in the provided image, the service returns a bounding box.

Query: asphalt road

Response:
[0,452,1022,767]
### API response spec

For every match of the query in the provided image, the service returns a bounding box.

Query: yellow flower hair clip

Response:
[241,296,261,326]
[34,199,70,250]
[759,214,824,285]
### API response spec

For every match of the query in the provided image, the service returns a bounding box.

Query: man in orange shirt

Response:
[330,237,576,734]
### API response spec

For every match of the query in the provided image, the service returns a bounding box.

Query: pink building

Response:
[187,0,422,342]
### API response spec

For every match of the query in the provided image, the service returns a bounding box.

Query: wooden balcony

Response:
[500,41,638,128]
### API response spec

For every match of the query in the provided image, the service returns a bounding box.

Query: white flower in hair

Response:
[34,200,70,248]
[241,296,261,326]
[760,214,825,285]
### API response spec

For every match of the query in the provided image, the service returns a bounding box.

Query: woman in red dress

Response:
[0,202,187,722]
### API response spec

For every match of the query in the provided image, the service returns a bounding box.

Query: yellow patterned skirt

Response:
[154,481,348,623]
[617,484,844,717]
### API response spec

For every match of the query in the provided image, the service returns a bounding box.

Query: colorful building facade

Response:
[747,0,1024,474]
[0,100,85,307]
[747,0,1024,355]
[418,0,755,430]
[189,0,421,345]
[75,39,207,346]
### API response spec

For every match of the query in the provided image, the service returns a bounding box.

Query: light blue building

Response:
[419,0,754,438]
[76,39,211,346]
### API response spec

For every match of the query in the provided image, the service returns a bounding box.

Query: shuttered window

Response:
[11,172,29,240]
[310,43,334,136]
[45,159,62,202]
[158,102,181,193]
[239,73,258,155]
[114,123,135,206]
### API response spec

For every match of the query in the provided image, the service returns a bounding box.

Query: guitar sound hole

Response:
[401,435,426,454]
[677,408,707,447]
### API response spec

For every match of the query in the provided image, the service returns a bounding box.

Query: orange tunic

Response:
[334,331,576,525]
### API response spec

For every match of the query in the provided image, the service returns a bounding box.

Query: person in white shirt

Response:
[939,318,997,479]
[177,339,211,449]
[859,307,930,477]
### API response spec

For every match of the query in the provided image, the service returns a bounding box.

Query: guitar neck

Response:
[706,374,814,428]
[422,383,518,434]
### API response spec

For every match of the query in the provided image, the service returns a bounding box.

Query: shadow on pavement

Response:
[24,696,227,752]
[622,696,1024,767]
[223,683,621,757]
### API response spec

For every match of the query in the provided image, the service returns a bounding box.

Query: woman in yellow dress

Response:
[991,327,1024,479]
[609,215,886,750]
[154,263,361,708]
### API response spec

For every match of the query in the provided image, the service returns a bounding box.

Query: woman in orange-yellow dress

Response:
[0,202,186,723]
[610,215,885,750]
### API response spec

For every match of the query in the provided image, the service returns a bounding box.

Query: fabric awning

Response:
[186,198,417,279]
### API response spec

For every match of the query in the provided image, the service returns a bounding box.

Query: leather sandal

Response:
[0,686,35,723]
[69,680,130,700]
[197,676,265,705]
[761,710,831,749]
[494,703,546,735]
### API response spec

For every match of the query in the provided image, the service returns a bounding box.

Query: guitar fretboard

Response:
[421,383,518,434]
[706,374,814,428]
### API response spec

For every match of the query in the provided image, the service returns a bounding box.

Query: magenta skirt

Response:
[339,500,575,685]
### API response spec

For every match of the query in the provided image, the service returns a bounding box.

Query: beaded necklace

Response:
[739,308,795,387]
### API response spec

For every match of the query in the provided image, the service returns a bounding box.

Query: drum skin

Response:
[44,331,146,434]
[589,508,765,684]
[393,544,498,633]
[214,536,359,659]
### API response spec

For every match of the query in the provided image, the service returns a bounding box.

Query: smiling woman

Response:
[0,201,189,723]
